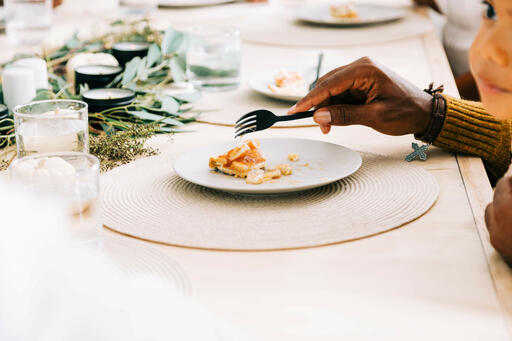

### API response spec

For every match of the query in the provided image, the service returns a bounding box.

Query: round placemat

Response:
[99,236,192,294]
[242,9,433,48]
[102,152,439,250]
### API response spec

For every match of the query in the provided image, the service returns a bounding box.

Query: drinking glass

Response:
[14,100,89,157]
[186,26,241,91]
[9,152,101,241]
[4,0,52,46]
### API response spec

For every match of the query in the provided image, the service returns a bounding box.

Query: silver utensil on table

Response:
[309,52,324,91]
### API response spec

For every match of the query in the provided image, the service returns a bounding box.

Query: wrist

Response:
[415,93,447,143]
[414,92,434,136]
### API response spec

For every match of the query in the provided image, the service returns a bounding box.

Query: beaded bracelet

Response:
[406,83,446,162]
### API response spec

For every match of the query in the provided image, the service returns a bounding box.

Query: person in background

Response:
[290,0,512,264]
[414,0,482,100]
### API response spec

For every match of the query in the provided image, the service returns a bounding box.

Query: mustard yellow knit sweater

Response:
[433,96,512,179]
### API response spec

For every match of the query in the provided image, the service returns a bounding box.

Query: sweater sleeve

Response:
[433,96,512,179]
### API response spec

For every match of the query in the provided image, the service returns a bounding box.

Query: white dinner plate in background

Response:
[297,4,406,27]
[174,138,362,194]
[249,71,309,103]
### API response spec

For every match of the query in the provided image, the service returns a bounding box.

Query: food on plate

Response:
[209,139,294,185]
[272,164,293,176]
[209,139,267,178]
[268,70,307,96]
[287,153,299,162]
[330,3,359,19]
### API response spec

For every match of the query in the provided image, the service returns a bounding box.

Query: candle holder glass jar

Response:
[14,100,89,157]
[9,152,101,241]
[4,0,52,46]
[186,26,241,92]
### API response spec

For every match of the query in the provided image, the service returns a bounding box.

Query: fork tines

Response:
[234,110,261,138]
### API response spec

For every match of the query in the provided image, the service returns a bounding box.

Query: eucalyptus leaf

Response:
[129,111,184,126]
[32,89,53,101]
[137,57,149,82]
[124,83,137,91]
[78,83,90,95]
[170,57,186,82]
[172,91,201,103]
[65,32,81,49]
[122,57,141,85]
[84,42,104,52]
[161,27,184,55]
[160,96,179,114]
[48,73,68,92]
[146,44,161,68]
[100,123,116,136]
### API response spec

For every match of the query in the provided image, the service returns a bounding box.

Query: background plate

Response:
[297,4,406,27]
[249,72,307,103]
[174,138,362,194]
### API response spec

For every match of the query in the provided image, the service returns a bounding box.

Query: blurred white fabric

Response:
[0,180,243,341]
[436,0,483,76]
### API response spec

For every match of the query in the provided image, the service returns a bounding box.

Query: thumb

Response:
[314,104,376,127]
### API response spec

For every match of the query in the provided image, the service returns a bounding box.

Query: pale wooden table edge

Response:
[422,29,512,334]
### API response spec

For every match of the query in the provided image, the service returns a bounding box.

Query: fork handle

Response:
[277,110,315,122]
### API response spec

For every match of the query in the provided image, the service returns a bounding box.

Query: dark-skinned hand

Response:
[288,57,434,136]
[486,176,512,265]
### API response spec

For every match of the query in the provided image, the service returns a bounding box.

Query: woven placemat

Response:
[102,152,439,251]
[100,236,192,294]
[241,9,434,48]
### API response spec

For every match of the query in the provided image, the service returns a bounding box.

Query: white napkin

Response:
[0,180,244,341]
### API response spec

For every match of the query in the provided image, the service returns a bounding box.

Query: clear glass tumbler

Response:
[4,0,52,46]
[9,152,101,241]
[186,26,241,92]
[14,100,89,157]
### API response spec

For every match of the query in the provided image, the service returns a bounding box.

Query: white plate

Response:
[249,72,308,103]
[159,0,234,7]
[174,138,362,194]
[297,4,406,27]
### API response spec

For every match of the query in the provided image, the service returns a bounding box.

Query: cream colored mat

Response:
[242,9,434,48]
[100,236,192,294]
[102,152,439,251]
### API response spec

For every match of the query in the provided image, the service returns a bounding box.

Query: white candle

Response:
[17,110,87,155]
[2,67,36,112]
[13,156,77,178]
[12,58,48,89]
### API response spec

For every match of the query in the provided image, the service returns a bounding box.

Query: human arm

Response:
[288,57,512,179]
[486,175,512,265]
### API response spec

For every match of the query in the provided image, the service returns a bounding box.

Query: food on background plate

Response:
[268,70,307,96]
[209,139,293,185]
[330,3,359,19]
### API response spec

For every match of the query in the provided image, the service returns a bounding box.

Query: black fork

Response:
[234,110,315,138]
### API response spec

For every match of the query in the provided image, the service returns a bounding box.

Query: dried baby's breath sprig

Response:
[90,124,159,172]
[0,160,9,172]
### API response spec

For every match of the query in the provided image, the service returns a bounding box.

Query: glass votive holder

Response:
[14,100,89,157]
[4,0,52,46]
[186,26,241,92]
[9,152,101,241]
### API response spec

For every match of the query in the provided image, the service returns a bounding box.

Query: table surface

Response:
[3,1,512,339]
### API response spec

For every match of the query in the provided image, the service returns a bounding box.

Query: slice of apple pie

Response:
[209,139,267,178]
